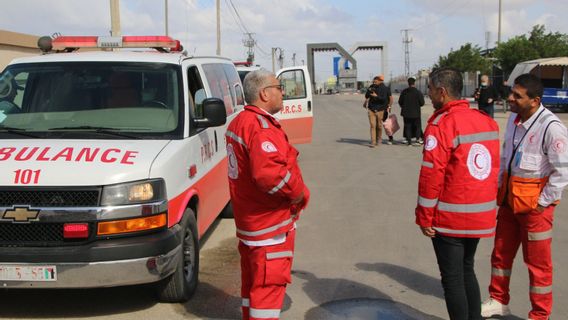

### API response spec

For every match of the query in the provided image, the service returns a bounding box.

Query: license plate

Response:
[0,265,57,281]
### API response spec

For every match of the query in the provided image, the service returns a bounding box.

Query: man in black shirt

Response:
[398,77,425,146]
[364,75,392,147]
[474,74,499,118]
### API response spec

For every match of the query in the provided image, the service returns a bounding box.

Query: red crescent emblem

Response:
[474,154,483,169]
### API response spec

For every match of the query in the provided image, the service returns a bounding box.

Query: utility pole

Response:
[497,0,502,44]
[278,49,284,70]
[164,0,169,36]
[272,48,276,73]
[110,0,121,37]
[243,33,256,64]
[292,53,296,66]
[401,29,413,77]
[271,48,284,72]
[216,0,221,55]
[485,31,491,51]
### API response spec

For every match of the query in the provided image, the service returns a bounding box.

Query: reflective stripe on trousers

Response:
[491,267,511,277]
[528,230,553,241]
[250,308,281,319]
[530,285,553,294]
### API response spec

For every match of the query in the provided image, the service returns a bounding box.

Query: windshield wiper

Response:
[0,125,40,138]
[48,126,142,139]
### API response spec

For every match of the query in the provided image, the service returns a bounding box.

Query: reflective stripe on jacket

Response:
[497,105,568,212]
[415,100,500,238]
[226,105,309,241]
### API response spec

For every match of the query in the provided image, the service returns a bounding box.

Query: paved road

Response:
[2,95,567,319]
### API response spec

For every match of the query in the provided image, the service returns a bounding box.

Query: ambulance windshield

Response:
[0,62,182,139]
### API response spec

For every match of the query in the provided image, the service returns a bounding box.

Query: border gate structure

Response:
[306,42,388,93]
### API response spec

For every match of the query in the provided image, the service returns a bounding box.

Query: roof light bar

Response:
[51,35,179,51]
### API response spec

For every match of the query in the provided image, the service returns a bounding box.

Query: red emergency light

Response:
[49,35,181,52]
[63,223,90,239]
[234,61,252,67]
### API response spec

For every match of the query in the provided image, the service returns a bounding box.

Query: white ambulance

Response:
[0,35,244,302]
[236,64,314,144]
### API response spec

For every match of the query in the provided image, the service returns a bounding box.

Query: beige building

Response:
[0,30,40,70]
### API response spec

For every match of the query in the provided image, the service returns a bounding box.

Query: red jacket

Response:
[415,100,499,238]
[226,105,309,241]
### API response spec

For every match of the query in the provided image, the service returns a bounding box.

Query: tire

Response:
[220,201,234,219]
[156,208,199,302]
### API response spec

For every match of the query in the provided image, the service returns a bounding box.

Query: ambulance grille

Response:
[0,190,100,207]
[0,223,94,246]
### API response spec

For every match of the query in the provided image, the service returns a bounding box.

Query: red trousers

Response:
[239,230,295,320]
[489,205,554,320]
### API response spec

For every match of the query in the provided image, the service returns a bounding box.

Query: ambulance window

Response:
[187,66,205,118]
[234,84,244,106]
[0,71,27,115]
[222,64,240,108]
[0,63,182,138]
[278,70,306,100]
[202,63,233,116]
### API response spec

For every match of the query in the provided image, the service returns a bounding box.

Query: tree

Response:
[434,43,491,74]
[494,25,568,75]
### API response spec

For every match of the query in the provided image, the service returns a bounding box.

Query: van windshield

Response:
[0,62,182,139]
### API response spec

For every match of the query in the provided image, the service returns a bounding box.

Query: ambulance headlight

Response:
[101,179,166,206]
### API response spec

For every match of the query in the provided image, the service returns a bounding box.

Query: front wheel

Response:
[156,209,199,302]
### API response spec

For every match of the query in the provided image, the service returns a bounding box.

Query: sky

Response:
[1,0,567,83]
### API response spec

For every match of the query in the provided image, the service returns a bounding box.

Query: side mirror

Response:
[194,98,227,128]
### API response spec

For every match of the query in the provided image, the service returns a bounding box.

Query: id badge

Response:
[519,153,540,171]
[514,150,522,167]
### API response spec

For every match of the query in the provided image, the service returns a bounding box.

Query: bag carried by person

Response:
[383,114,400,136]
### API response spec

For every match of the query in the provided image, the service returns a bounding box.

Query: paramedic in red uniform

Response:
[415,68,500,320]
[481,74,568,320]
[226,69,309,320]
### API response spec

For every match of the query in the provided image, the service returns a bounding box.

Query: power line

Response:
[223,0,247,33]
[227,0,250,34]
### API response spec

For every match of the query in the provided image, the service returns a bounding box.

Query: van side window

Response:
[234,83,244,106]
[202,64,234,116]
[278,70,306,100]
[187,66,205,118]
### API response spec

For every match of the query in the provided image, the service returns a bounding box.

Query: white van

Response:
[0,35,243,302]
[236,65,314,144]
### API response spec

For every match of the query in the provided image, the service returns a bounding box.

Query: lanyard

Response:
[507,109,544,172]
[511,109,544,155]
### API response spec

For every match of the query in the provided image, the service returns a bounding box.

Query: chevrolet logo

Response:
[2,207,40,222]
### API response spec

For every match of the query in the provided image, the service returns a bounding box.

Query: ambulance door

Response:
[275,66,313,144]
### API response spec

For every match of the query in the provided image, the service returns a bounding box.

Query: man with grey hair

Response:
[416,68,500,320]
[226,69,310,320]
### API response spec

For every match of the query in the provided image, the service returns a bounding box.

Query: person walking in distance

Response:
[398,77,425,146]
[415,68,500,320]
[481,74,568,320]
[225,69,310,320]
[474,74,499,118]
[364,74,392,147]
